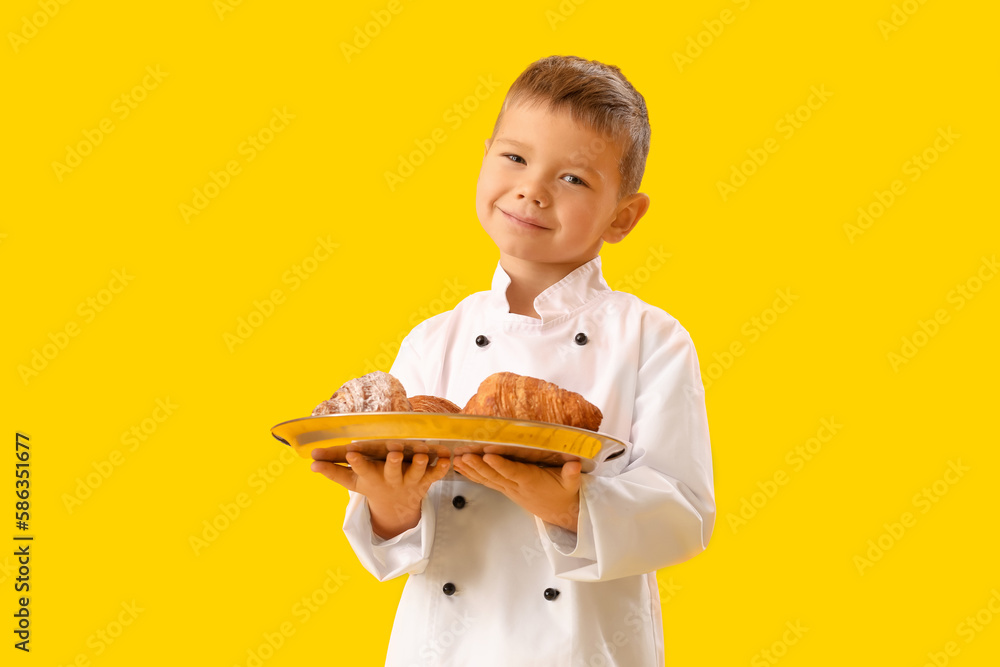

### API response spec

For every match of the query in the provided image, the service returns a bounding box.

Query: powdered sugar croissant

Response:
[461,372,603,431]
[312,370,412,416]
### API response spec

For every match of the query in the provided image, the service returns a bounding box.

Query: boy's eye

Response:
[500,153,586,186]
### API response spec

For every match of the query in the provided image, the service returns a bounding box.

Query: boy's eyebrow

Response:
[495,138,528,150]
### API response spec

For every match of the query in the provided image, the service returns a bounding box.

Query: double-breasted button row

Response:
[441,582,559,600]
[442,495,558,601]
[475,333,588,346]
[442,497,466,595]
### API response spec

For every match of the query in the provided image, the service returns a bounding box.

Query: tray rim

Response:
[270,412,628,470]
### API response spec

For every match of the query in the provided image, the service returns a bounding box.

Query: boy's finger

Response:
[453,458,486,486]
[383,451,405,486]
[481,454,526,482]
[418,457,452,493]
[459,469,488,487]
[309,460,356,490]
[561,460,583,490]
[345,452,378,478]
[465,454,508,487]
[310,446,340,462]
[403,453,429,484]
[424,456,451,480]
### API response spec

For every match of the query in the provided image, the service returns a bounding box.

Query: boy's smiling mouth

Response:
[499,207,549,230]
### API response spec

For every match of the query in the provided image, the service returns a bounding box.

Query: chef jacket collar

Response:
[489,256,611,324]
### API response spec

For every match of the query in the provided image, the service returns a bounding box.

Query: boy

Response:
[310,55,715,666]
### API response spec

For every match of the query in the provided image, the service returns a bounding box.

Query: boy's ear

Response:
[603,193,651,244]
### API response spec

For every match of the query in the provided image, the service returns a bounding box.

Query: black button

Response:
[543,588,560,601]
[452,495,466,509]
[475,335,489,347]
[574,333,588,345]
[443,583,456,596]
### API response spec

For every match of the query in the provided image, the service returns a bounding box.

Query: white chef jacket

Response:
[342,256,715,667]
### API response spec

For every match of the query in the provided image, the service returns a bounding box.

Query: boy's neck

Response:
[499,255,596,319]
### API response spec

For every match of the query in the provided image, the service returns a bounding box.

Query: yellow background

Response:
[3,0,998,665]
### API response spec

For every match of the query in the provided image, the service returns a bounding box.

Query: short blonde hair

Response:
[489,55,651,199]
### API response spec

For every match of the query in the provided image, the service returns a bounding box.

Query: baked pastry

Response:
[312,371,412,416]
[461,372,603,431]
[409,395,461,414]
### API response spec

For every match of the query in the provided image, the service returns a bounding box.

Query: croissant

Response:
[461,372,603,431]
[312,370,412,416]
[409,395,462,414]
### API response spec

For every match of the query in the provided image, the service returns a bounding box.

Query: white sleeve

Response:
[340,330,439,581]
[537,320,716,582]
[343,489,437,580]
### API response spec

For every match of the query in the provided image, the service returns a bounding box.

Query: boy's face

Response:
[476,101,647,270]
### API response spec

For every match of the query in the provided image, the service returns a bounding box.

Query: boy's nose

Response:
[514,179,549,206]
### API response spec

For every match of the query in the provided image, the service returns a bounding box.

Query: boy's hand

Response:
[453,453,581,532]
[310,450,450,540]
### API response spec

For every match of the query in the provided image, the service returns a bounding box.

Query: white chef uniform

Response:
[343,256,716,667]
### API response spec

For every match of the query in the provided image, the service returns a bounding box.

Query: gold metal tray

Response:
[270,413,627,472]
